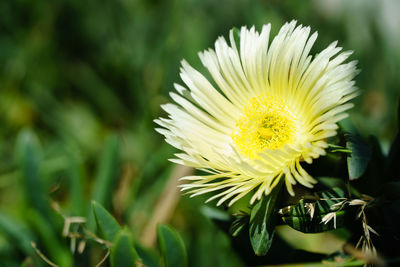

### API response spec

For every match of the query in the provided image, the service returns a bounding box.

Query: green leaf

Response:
[281,188,349,233]
[27,209,73,267]
[249,181,283,256]
[92,201,121,242]
[66,152,86,216]
[157,224,187,267]
[91,134,120,206]
[15,129,51,219]
[111,228,139,267]
[0,212,35,256]
[88,134,120,230]
[345,133,371,180]
[135,244,161,267]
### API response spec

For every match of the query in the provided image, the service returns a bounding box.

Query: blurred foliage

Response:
[0,0,399,266]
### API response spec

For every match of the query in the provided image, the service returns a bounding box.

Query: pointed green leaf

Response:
[67,152,86,216]
[88,134,120,230]
[111,229,139,267]
[157,224,187,267]
[92,201,121,242]
[15,129,51,219]
[91,134,120,206]
[345,133,371,180]
[249,181,283,256]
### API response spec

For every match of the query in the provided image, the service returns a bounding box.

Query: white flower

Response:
[155,21,359,206]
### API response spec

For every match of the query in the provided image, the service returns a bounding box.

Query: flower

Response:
[155,21,359,206]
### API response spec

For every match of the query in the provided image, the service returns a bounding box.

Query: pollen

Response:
[231,94,298,158]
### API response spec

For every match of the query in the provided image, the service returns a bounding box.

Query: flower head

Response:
[155,21,359,206]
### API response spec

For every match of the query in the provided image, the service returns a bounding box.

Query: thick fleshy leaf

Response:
[281,188,349,233]
[92,201,121,242]
[157,224,187,267]
[345,133,371,180]
[111,229,139,267]
[249,181,283,256]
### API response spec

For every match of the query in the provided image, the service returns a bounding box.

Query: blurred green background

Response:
[0,0,399,266]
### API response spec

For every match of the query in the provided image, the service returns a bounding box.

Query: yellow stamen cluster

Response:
[231,94,298,158]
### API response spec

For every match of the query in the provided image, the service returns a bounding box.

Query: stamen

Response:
[231,94,298,158]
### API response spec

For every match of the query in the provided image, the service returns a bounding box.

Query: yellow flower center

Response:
[231,94,298,158]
